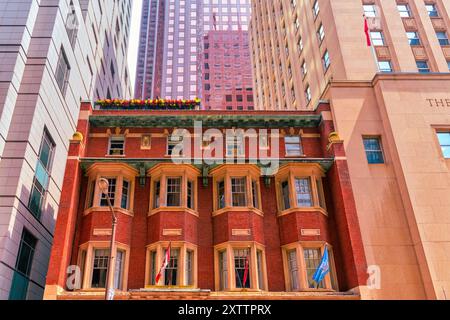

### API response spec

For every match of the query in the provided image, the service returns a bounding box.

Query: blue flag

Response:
[312,246,330,284]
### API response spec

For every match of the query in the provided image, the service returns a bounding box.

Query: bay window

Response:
[85,164,137,214]
[283,243,337,291]
[146,242,197,287]
[211,165,262,214]
[215,243,267,291]
[148,164,199,214]
[78,242,129,291]
[275,164,327,214]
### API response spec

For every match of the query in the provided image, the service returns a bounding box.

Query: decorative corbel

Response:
[327,132,343,151]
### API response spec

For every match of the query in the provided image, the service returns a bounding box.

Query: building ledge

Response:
[54,289,360,300]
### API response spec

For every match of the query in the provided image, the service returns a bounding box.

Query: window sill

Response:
[284,154,307,158]
[105,154,126,158]
[83,206,134,217]
[144,285,197,290]
[292,288,336,293]
[278,207,328,218]
[218,288,266,293]
[148,207,199,217]
[212,206,264,217]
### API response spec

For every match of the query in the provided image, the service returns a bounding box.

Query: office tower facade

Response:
[201,29,254,110]
[134,0,252,100]
[45,100,368,300]
[0,0,132,300]
[250,0,450,299]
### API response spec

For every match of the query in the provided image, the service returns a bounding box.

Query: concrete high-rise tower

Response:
[0,0,132,300]
[134,0,252,100]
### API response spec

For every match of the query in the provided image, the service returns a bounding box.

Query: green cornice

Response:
[79,158,335,174]
[89,114,322,128]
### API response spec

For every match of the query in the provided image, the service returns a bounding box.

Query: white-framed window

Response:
[416,60,430,73]
[363,4,377,17]
[378,60,392,72]
[426,3,438,17]
[285,136,303,156]
[217,180,225,209]
[317,24,325,43]
[234,248,251,288]
[397,4,411,17]
[370,31,385,46]
[312,0,320,18]
[99,178,117,206]
[436,31,449,46]
[164,248,180,286]
[280,180,291,210]
[287,249,299,290]
[166,177,182,207]
[294,178,313,207]
[322,50,330,70]
[406,31,421,45]
[121,179,131,209]
[305,85,312,104]
[90,248,125,290]
[231,177,247,207]
[167,135,183,156]
[304,247,326,288]
[108,135,125,156]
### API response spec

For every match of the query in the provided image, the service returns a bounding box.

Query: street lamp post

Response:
[98,178,118,301]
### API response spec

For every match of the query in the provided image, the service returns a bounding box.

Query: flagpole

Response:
[364,14,380,73]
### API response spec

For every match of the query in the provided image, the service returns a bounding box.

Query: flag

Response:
[155,242,171,284]
[242,255,249,287]
[364,15,372,47]
[312,246,330,285]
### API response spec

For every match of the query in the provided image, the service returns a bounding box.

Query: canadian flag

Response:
[242,255,250,287]
[155,242,171,284]
[364,15,372,47]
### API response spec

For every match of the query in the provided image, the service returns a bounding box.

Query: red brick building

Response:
[201,30,254,111]
[44,100,368,300]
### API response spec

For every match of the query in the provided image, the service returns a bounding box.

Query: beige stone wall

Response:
[327,74,450,300]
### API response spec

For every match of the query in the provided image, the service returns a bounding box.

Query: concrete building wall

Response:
[250,0,450,110]
[325,74,450,299]
[0,0,132,300]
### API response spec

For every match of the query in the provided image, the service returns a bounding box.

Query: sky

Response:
[128,0,143,93]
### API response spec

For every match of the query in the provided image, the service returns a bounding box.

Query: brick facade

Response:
[44,101,368,300]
